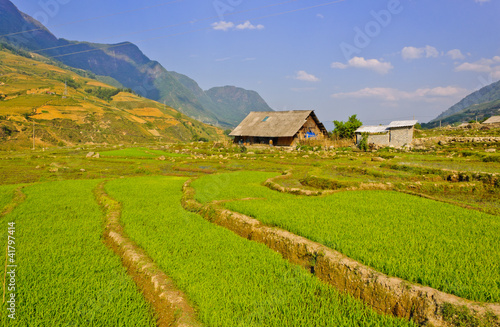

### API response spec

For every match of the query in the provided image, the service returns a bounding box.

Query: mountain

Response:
[0,47,223,149]
[423,80,500,128]
[205,86,274,127]
[422,100,500,129]
[430,80,500,122]
[0,0,274,127]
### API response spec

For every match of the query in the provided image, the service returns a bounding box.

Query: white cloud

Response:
[475,0,490,3]
[402,45,439,60]
[236,21,264,30]
[294,70,320,82]
[212,21,234,31]
[455,56,500,77]
[332,86,468,102]
[316,14,324,19]
[212,20,264,31]
[331,57,393,75]
[446,49,466,60]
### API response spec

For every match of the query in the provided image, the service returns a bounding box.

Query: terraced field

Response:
[192,171,500,303]
[105,176,414,327]
[0,180,156,326]
[0,140,499,326]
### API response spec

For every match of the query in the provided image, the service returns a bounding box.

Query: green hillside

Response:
[0,48,223,150]
[205,86,274,127]
[0,0,274,128]
[429,79,500,125]
[423,99,500,129]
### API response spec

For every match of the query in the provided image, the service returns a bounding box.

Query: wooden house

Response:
[355,120,418,147]
[230,110,328,146]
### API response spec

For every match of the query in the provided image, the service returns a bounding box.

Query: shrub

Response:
[358,133,369,151]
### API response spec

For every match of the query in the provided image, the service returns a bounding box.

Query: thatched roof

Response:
[483,116,500,124]
[229,110,327,137]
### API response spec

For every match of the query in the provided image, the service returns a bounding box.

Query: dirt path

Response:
[182,179,500,327]
[94,182,202,327]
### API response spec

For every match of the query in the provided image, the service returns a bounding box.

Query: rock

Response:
[485,149,496,153]
[371,157,385,162]
[49,168,58,173]
[247,152,255,155]
[86,152,95,158]
[35,165,40,169]
[158,156,166,161]
[80,169,86,172]
[92,153,100,159]
[302,155,309,158]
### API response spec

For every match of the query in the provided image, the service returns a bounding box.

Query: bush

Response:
[358,133,369,151]
[331,114,362,139]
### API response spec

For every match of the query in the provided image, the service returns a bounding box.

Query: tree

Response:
[331,115,362,139]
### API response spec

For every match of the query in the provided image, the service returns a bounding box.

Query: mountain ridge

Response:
[0,47,223,149]
[0,0,273,127]
[431,80,500,122]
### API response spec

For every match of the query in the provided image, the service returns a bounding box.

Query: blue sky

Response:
[11,0,500,127]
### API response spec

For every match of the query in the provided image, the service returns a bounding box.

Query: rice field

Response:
[193,171,500,303]
[100,147,189,158]
[106,176,414,327]
[0,180,156,326]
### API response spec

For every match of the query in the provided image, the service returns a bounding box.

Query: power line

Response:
[29,0,305,55]
[0,0,187,39]
[49,0,346,59]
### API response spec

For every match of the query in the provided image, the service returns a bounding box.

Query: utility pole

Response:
[63,81,68,99]
[440,120,442,128]
[32,121,35,150]
[32,108,36,150]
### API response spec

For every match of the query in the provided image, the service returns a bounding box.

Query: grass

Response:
[100,147,189,158]
[193,171,500,303]
[0,185,18,213]
[0,180,156,326]
[106,176,415,327]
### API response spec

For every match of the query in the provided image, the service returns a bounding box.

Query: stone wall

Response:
[389,127,413,147]
[356,133,390,145]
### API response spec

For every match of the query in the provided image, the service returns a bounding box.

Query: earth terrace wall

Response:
[94,182,202,327]
[181,179,500,327]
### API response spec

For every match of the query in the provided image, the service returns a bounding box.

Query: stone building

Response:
[230,110,328,146]
[355,120,418,147]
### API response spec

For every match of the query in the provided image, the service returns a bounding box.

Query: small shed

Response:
[229,110,328,146]
[355,120,417,147]
[483,116,500,125]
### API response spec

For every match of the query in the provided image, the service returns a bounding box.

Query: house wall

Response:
[368,133,390,146]
[297,116,326,140]
[356,133,389,145]
[390,127,413,147]
[233,136,294,146]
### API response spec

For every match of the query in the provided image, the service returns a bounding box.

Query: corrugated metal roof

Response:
[356,120,417,134]
[229,110,327,137]
[483,116,500,124]
[355,126,389,133]
[387,120,418,128]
